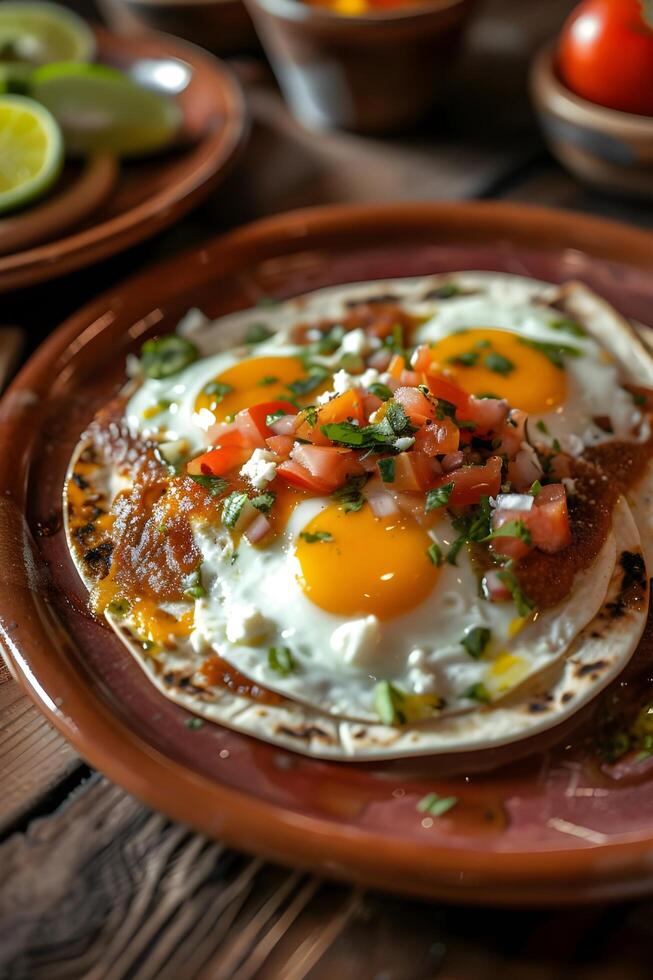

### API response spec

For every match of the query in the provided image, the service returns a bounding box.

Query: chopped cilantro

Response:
[368,382,393,401]
[203,380,233,402]
[529,480,542,496]
[417,792,458,817]
[496,561,534,617]
[448,351,479,367]
[258,375,279,386]
[332,474,368,512]
[339,353,364,372]
[288,366,329,397]
[245,323,274,344]
[550,317,586,338]
[185,717,204,730]
[299,530,333,543]
[427,541,443,566]
[475,391,501,400]
[139,335,198,379]
[222,491,249,529]
[485,352,515,376]
[482,520,532,545]
[189,474,229,498]
[107,597,130,617]
[461,626,491,660]
[374,680,406,725]
[519,337,582,368]
[183,565,206,600]
[465,683,492,704]
[447,496,492,565]
[552,438,562,453]
[425,482,454,512]
[268,646,295,676]
[265,408,287,427]
[427,282,461,300]
[251,491,276,514]
[378,457,396,483]
[631,391,647,407]
[535,419,549,434]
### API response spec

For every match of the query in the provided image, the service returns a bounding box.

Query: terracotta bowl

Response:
[530,43,653,199]
[243,0,477,133]
[99,0,258,55]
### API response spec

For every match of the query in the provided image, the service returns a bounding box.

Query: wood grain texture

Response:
[2,776,653,979]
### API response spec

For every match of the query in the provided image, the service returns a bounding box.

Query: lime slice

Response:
[32,62,183,158]
[0,2,95,66]
[0,94,63,214]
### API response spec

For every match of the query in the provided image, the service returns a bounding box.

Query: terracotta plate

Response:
[0,25,247,294]
[3,202,653,906]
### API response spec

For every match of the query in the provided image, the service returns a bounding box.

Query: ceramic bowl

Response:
[243,0,476,133]
[530,43,653,199]
[99,0,258,55]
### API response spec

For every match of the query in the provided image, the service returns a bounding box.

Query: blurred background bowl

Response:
[99,0,258,55]
[530,42,653,199]
[243,0,477,134]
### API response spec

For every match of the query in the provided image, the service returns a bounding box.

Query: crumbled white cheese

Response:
[563,433,584,457]
[332,369,357,395]
[192,407,217,432]
[240,448,278,490]
[225,603,272,644]
[394,436,415,452]
[316,367,383,406]
[360,368,382,388]
[340,328,368,357]
[330,615,380,667]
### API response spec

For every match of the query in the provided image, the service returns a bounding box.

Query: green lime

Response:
[31,62,183,158]
[0,2,95,67]
[0,93,63,214]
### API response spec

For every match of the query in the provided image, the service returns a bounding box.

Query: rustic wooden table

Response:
[4,1,653,977]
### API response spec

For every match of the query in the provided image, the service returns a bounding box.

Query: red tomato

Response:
[441,456,503,506]
[388,451,440,492]
[413,418,459,457]
[393,386,436,426]
[245,400,298,440]
[558,0,653,116]
[276,459,333,493]
[187,445,249,477]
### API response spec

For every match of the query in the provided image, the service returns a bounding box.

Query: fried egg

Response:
[119,272,638,722]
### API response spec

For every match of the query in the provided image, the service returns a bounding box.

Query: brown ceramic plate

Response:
[3,202,653,906]
[0,25,246,294]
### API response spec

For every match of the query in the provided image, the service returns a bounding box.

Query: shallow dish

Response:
[530,43,653,199]
[0,24,247,294]
[4,201,653,904]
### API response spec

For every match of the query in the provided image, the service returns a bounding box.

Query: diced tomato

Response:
[389,452,440,492]
[363,393,383,418]
[489,510,533,560]
[368,348,392,371]
[496,409,527,458]
[507,447,542,490]
[187,445,249,477]
[266,434,295,458]
[291,444,363,490]
[394,386,436,426]
[460,395,509,433]
[206,420,250,449]
[398,369,422,387]
[411,344,433,372]
[426,373,471,413]
[440,455,503,506]
[528,484,572,553]
[413,417,459,456]
[387,354,405,379]
[245,400,299,441]
[276,459,333,494]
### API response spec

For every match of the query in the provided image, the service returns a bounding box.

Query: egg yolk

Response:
[426,328,566,414]
[195,356,326,421]
[295,503,440,620]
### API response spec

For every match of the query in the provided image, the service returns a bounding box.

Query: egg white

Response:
[122,272,630,722]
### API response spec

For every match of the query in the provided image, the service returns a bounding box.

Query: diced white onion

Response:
[270,414,298,435]
[495,493,534,512]
[367,485,399,518]
[245,513,271,543]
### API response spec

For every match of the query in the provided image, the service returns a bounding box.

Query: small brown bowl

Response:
[99,0,258,55]
[530,42,653,199]
[243,0,476,133]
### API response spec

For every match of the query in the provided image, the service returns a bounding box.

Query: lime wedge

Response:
[0,2,95,66]
[0,94,63,214]
[31,62,183,158]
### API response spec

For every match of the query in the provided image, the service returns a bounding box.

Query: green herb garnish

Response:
[461,626,491,660]
[185,717,204,730]
[183,566,206,600]
[482,520,532,545]
[425,482,454,512]
[374,680,406,725]
[251,491,276,514]
[427,541,443,566]
[222,491,249,529]
[535,420,549,435]
[299,530,333,543]
[139,335,198,379]
[529,480,542,496]
[465,683,492,704]
[367,382,393,401]
[448,351,479,367]
[427,282,461,300]
[288,366,330,397]
[268,646,295,676]
[519,337,582,369]
[447,496,492,565]
[496,561,534,617]
[189,474,229,498]
[378,457,396,483]
[485,352,515,376]
[416,793,458,817]
[258,375,279,386]
[332,474,369,513]
[265,409,287,427]
[245,323,274,344]
[550,317,585,338]
[203,380,233,402]
[107,597,130,617]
